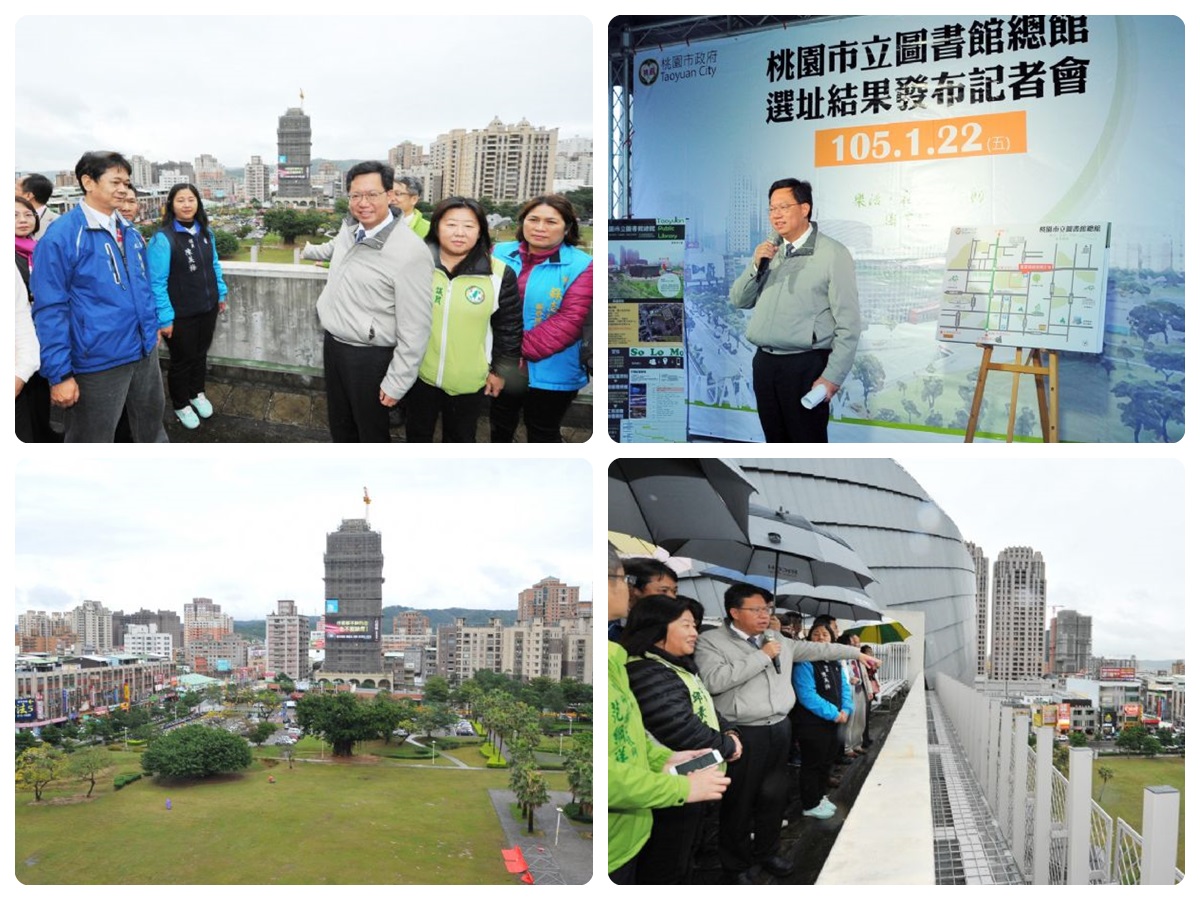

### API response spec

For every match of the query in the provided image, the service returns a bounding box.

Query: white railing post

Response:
[1011,712,1030,874]
[1066,746,1093,884]
[1139,785,1180,884]
[985,699,1001,807]
[997,706,1014,841]
[1032,725,1054,884]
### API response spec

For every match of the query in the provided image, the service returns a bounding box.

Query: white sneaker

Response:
[175,406,200,429]
[803,803,835,820]
[819,797,837,815]
[190,393,213,418]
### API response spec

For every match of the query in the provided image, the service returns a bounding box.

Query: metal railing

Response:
[935,674,1181,885]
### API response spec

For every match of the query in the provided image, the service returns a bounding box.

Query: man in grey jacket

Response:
[730,177,860,442]
[316,161,433,441]
[694,583,873,883]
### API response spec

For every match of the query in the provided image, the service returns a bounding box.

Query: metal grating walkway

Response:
[927,691,1025,884]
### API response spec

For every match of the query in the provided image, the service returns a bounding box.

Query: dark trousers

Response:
[63,354,167,443]
[719,719,791,874]
[634,802,707,884]
[751,348,831,442]
[795,720,841,811]
[323,331,394,442]
[405,377,483,443]
[489,367,578,442]
[164,306,219,409]
[609,857,637,884]
[15,373,61,442]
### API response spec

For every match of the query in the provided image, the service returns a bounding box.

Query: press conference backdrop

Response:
[625,15,1183,442]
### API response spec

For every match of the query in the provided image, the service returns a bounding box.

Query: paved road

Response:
[487,790,592,885]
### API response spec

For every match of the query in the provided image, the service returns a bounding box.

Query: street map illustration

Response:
[938,224,1110,353]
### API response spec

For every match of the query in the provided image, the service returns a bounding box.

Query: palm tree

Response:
[1097,766,1115,802]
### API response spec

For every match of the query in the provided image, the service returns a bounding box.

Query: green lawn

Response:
[1093,755,1184,872]
[16,750,545,884]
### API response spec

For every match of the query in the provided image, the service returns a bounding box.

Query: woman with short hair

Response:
[622,593,742,883]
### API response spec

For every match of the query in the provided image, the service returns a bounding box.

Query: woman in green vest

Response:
[406,197,522,442]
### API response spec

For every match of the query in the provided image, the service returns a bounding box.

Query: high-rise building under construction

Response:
[276,104,312,199]
[322,517,384,677]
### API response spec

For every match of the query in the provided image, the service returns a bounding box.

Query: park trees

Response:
[509,757,549,834]
[369,692,410,743]
[413,703,457,741]
[16,729,40,756]
[212,228,240,259]
[68,747,110,798]
[262,207,330,245]
[423,675,452,704]
[1096,765,1115,802]
[141,724,252,779]
[247,721,278,746]
[565,735,593,817]
[295,691,375,757]
[17,746,67,801]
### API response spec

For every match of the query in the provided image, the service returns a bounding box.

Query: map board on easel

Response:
[937,223,1111,354]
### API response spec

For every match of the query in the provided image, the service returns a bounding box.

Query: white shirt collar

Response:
[787,224,813,254]
[80,199,120,239]
[357,211,394,242]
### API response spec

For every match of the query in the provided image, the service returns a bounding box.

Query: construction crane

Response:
[363,486,371,524]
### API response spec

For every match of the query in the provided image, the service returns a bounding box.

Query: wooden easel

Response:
[963,345,1059,442]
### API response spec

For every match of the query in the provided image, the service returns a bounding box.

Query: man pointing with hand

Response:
[694,583,875,883]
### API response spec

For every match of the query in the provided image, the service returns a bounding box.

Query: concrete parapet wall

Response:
[210,261,328,374]
[818,681,936,884]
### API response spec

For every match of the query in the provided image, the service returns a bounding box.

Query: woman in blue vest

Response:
[792,621,853,821]
[491,195,592,442]
[147,183,228,429]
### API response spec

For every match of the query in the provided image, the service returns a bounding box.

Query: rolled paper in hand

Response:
[801,384,828,409]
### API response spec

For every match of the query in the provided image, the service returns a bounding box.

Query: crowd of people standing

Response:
[608,550,883,885]
[16,152,592,443]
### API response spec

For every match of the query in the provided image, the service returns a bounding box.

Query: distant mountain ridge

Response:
[233,605,517,642]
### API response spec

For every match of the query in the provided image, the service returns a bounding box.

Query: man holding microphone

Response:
[694,583,876,884]
[730,178,860,442]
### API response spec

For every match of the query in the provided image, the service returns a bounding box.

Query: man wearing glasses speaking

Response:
[316,161,433,441]
[730,178,860,442]
[694,583,874,884]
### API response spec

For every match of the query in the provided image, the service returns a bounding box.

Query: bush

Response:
[141,724,252,779]
[114,773,142,790]
[562,801,592,823]
[212,228,241,259]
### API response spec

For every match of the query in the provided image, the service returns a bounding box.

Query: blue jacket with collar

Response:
[30,202,160,385]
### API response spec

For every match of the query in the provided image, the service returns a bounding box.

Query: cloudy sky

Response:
[14,14,593,172]
[897,457,1185,661]
[14,458,592,621]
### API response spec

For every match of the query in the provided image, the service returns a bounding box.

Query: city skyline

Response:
[14,15,592,172]
[14,459,592,622]
[898,458,1184,662]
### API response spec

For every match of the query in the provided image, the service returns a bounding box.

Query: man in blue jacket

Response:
[30,151,168,442]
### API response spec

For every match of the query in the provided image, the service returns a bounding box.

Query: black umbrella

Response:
[669,504,875,593]
[608,458,756,553]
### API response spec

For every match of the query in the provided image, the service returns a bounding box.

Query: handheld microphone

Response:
[756,232,784,281]
[763,630,782,674]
